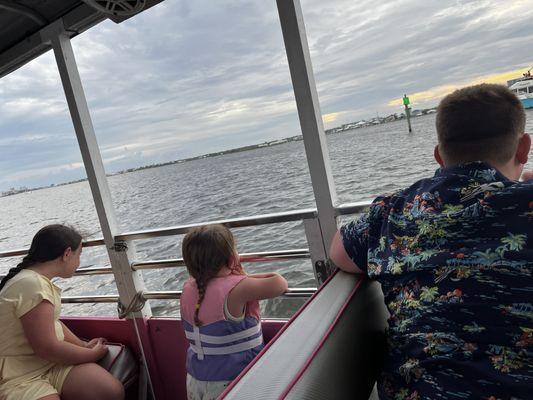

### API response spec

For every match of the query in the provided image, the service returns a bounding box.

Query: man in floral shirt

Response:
[330,84,532,399]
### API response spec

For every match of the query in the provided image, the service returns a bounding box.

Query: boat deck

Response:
[63,316,284,399]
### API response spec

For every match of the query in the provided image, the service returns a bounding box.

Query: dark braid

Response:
[0,224,82,292]
[182,224,237,327]
[0,255,35,291]
[194,279,207,326]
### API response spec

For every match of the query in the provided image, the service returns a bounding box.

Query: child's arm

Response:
[21,301,108,364]
[227,273,288,317]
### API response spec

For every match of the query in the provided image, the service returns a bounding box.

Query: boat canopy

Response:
[0,2,369,397]
[0,0,163,79]
[509,78,533,91]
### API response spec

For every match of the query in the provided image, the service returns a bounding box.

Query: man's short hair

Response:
[436,83,525,165]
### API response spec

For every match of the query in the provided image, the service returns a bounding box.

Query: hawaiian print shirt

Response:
[341,162,532,400]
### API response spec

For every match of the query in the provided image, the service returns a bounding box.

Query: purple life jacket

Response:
[180,275,263,381]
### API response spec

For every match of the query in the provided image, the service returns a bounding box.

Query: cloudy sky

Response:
[1,0,532,191]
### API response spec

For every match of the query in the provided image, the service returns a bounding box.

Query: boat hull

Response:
[520,98,533,109]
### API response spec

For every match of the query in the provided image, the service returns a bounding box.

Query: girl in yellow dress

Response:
[0,224,124,400]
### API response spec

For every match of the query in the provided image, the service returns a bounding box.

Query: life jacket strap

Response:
[192,326,204,360]
[185,323,261,344]
[189,335,263,356]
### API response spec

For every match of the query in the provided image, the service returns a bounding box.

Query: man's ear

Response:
[515,133,531,164]
[434,145,445,167]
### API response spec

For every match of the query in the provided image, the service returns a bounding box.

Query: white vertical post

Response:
[277,0,338,273]
[40,20,163,398]
[41,20,150,318]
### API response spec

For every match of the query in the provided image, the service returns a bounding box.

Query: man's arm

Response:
[329,230,365,274]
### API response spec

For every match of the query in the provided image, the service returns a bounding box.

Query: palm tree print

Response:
[501,233,527,252]
[420,286,439,302]
[339,162,531,398]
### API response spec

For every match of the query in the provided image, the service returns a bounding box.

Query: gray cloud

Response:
[1,0,532,190]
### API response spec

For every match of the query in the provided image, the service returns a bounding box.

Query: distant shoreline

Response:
[1,108,436,197]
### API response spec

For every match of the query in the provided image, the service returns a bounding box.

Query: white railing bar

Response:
[82,238,106,247]
[0,204,372,260]
[131,249,311,271]
[142,288,316,300]
[334,200,372,216]
[74,266,114,276]
[0,238,104,259]
[60,287,316,303]
[0,209,315,259]
[115,208,317,241]
[0,265,114,280]
[62,294,119,303]
[141,291,182,300]
[0,249,312,279]
[0,248,31,258]
[276,287,317,298]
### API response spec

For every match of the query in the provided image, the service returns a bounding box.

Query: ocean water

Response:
[1,112,532,317]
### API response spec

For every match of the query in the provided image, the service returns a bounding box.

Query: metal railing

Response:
[0,203,371,304]
[61,287,316,304]
[335,200,371,216]
[0,237,105,259]
[115,208,318,241]
[131,249,310,271]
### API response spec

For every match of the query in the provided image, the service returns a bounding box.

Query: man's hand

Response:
[521,170,533,181]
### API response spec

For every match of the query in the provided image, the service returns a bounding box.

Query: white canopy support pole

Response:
[40,19,150,318]
[40,20,161,398]
[276,0,338,282]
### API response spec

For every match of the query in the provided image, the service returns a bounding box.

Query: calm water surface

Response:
[1,112,532,317]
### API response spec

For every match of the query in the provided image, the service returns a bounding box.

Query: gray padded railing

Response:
[221,272,388,400]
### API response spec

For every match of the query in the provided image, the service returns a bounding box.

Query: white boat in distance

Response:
[508,69,533,109]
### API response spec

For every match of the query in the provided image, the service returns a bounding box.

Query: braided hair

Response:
[182,224,239,326]
[0,224,82,292]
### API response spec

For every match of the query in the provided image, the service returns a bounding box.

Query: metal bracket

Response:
[314,260,328,285]
[314,259,338,285]
[82,0,146,17]
[110,241,128,252]
[39,18,66,43]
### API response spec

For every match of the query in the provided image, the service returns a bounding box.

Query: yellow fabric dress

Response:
[0,269,72,400]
